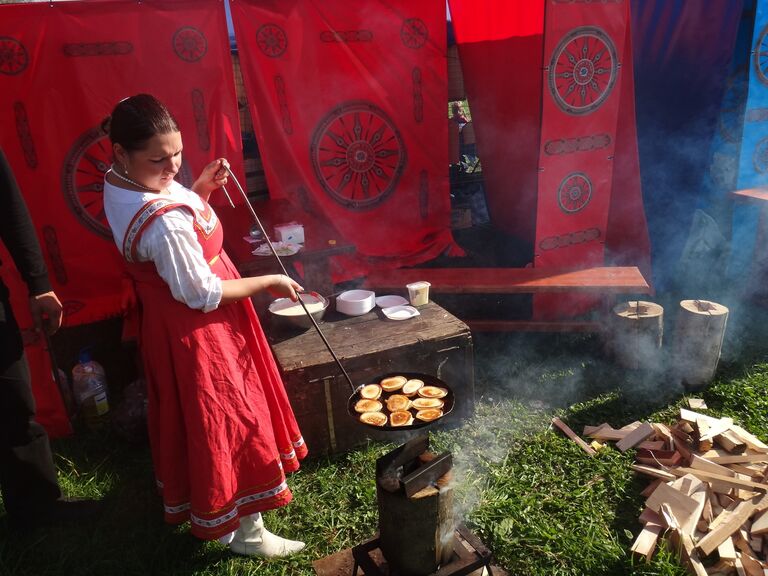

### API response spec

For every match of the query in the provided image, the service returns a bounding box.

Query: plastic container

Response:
[72,349,109,429]
[406,281,431,306]
[336,290,376,316]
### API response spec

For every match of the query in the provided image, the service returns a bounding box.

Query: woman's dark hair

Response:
[102,94,180,151]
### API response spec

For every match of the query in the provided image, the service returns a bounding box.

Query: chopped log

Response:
[688,398,708,410]
[631,522,662,562]
[551,418,596,456]
[717,536,737,561]
[636,449,682,467]
[638,507,663,525]
[750,510,768,535]
[640,478,663,497]
[609,301,664,370]
[637,440,666,451]
[673,299,729,391]
[671,530,709,576]
[730,425,768,454]
[717,429,748,454]
[696,494,768,556]
[669,427,695,465]
[646,483,701,534]
[652,422,674,447]
[617,422,656,452]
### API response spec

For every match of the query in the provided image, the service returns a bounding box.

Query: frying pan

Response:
[347,372,455,432]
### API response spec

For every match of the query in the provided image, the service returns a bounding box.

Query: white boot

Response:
[229,512,305,557]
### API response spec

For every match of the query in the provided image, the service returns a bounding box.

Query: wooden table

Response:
[265,301,475,454]
[218,199,355,296]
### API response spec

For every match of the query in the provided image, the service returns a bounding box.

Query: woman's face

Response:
[118,131,183,191]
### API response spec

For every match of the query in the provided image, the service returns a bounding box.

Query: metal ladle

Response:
[222,166,357,393]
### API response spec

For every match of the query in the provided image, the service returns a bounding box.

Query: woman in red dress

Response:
[102,94,307,557]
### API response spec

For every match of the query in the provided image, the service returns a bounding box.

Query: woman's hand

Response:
[267,274,303,301]
[191,158,230,201]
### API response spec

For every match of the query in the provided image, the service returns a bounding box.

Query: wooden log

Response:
[730,425,768,453]
[377,477,454,575]
[672,299,729,391]
[609,301,663,370]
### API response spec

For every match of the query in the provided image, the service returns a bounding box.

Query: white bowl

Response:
[336,289,376,316]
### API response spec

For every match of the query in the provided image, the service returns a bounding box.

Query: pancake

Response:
[389,410,414,427]
[385,394,411,412]
[401,378,424,397]
[360,384,382,400]
[417,386,448,399]
[411,397,444,410]
[360,412,387,427]
[415,408,443,422]
[354,399,383,413]
[380,375,407,392]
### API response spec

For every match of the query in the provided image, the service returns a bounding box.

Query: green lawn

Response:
[2,313,767,576]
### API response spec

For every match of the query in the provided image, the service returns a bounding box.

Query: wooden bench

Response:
[364,266,651,332]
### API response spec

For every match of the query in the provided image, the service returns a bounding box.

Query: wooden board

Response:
[267,302,474,454]
[364,266,650,294]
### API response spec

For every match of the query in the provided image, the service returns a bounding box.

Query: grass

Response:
[2,324,768,575]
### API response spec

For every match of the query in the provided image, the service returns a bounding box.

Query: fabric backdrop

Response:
[231,0,458,280]
[449,0,650,319]
[0,0,242,435]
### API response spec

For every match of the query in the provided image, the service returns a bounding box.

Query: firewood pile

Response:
[556,401,768,575]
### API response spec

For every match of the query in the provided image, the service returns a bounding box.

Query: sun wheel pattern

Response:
[548,26,618,116]
[62,127,193,238]
[310,102,406,210]
[557,172,592,214]
[755,26,768,85]
[0,37,28,75]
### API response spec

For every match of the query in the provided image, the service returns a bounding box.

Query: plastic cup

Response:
[406,281,431,306]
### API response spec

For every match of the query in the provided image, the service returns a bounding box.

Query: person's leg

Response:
[0,285,61,527]
[229,512,305,557]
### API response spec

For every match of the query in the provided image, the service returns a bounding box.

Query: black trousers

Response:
[0,279,60,523]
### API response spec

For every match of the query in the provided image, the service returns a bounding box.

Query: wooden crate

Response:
[266,302,474,454]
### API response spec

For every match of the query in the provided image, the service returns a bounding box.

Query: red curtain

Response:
[231,0,458,279]
[449,0,650,319]
[0,0,241,435]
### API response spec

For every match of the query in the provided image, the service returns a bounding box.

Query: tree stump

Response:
[673,299,729,391]
[609,301,664,370]
[377,480,454,575]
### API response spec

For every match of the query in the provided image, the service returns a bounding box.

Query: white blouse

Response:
[103,179,223,312]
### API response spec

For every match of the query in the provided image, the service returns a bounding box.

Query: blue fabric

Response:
[631,0,744,290]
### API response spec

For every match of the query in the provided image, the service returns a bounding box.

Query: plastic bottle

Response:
[71,349,109,429]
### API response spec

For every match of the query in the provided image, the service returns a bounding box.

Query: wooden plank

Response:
[646,483,701,534]
[631,522,662,562]
[696,494,768,556]
[707,453,768,465]
[751,510,768,535]
[673,467,768,492]
[465,319,601,333]
[364,266,650,294]
[551,417,596,456]
[617,422,656,452]
[631,464,676,482]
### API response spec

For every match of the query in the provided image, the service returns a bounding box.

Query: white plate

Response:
[375,295,408,308]
[252,242,302,257]
[381,305,420,321]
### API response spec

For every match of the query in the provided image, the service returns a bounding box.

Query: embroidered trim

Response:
[184,481,290,529]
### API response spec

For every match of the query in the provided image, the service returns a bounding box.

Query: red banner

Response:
[0,0,242,435]
[0,0,243,328]
[449,0,545,243]
[231,0,458,278]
